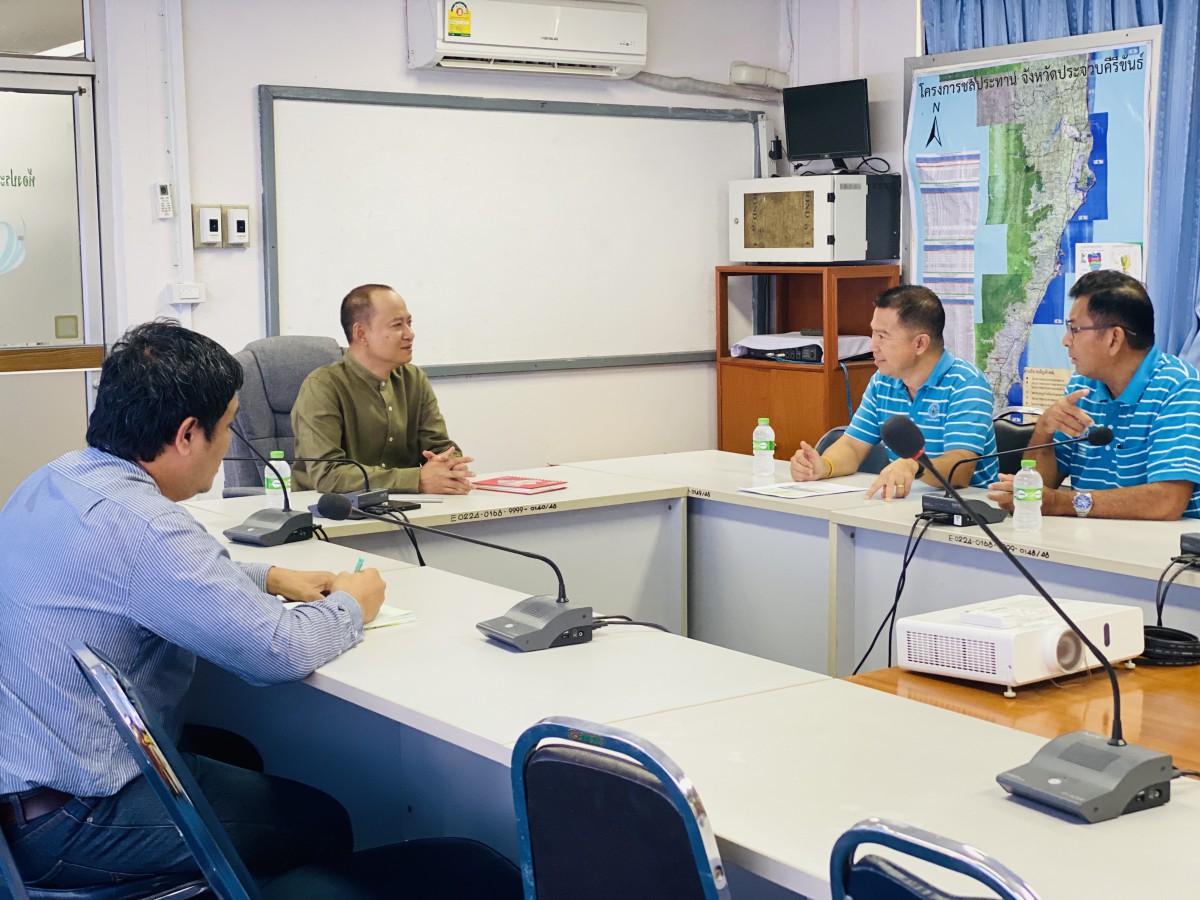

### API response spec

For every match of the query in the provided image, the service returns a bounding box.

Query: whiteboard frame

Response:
[901,25,1162,283]
[258,85,766,377]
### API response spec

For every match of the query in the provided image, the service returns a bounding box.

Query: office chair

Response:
[815,426,890,475]
[223,335,343,496]
[829,817,1041,900]
[511,716,730,900]
[992,406,1042,476]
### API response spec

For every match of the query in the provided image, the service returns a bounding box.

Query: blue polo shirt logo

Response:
[925,400,945,419]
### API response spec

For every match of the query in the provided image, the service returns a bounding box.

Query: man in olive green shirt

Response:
[292,284,475,494]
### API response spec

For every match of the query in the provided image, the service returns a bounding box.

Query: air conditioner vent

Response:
[438,56,622,76]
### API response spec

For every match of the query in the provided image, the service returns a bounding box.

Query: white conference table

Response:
[185,563,828,867]
[609,679,1200,900]
[566,451,877,673]
[185,465,689,633]
[564,450,1200,677]
[182,529,1200,900]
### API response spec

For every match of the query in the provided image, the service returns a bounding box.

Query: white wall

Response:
[93,0,793,475]
[789,0,922,172]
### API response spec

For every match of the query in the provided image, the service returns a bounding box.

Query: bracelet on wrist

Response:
[820,455,836,479]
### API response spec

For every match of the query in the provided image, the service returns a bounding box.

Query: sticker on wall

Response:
[0,218,27,275]
[448,1,471,37]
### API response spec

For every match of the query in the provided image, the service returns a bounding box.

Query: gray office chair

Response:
[815,425,890,475]
[993,406,1043,476]
[829,817,1041,900]
[511,716,731,900]
[223,335,343,495]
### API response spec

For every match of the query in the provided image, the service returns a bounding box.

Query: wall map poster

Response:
[906,41,1151,409]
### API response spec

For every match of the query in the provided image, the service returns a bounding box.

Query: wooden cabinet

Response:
[716,264,900,460]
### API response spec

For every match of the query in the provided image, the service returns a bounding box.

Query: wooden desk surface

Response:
[848,665,1200,771]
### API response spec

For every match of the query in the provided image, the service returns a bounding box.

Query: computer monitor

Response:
[783,78,871,171]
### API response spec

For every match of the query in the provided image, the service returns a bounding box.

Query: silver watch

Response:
[1072,491,1094,518]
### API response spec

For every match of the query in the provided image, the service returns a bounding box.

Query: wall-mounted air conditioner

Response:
[406,0,648,78]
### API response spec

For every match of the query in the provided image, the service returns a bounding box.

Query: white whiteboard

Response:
[261,88,763,372]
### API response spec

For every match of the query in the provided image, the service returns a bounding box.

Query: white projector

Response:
[896,595,1143,695]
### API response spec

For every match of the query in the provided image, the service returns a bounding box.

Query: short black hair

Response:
[874,284,945,345]
[1069,269,1154,351]
[86,320,243,463]
[340,284,394,342]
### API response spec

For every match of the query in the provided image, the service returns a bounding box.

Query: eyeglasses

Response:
[1065,323,1138,338]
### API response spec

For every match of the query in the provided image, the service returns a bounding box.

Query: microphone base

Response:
[347,488,390,512]
[476,595,593,652]
[997,730,1173,823]
[921,493,1007,526]
[223,508,315,547]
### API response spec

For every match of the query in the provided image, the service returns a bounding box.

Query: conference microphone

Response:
[922,426,1115,527]
[222,429,314,547]
[881,415,1173,824]
[224,455,390,512]
[315,492,593,652]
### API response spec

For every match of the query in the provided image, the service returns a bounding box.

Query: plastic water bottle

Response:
[1012,459,1042,532]
[264,450,291,509]
[752,417,776,476]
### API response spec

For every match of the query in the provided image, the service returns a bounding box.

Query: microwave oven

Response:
[728,174,900,263]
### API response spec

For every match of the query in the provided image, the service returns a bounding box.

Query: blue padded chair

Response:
[511,716,730,900]
[815,425,890,475]
[223,335,343,495]
[69,643,261,900]
[830,817,1041,900]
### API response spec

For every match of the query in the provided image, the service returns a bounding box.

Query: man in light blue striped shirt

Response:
[791,284,998,498]
[0,322,519,895]
[989,270,1200,519]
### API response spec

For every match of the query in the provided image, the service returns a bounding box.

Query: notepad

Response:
[283,601,417,630]
[739,481,865,500]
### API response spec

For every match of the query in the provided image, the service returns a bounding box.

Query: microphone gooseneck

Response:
[229,426,292,511]
[315,493,569,603]
[881,415,1125,746]
[943,424,1115,488]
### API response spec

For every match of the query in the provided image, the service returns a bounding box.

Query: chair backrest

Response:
[993,406,1042,476]
[224,336,343,488]
[69,642,262,900]
[815,425,890,475]
[829,817,1041,900]
[511,716,730,900]
[0,825,29,900]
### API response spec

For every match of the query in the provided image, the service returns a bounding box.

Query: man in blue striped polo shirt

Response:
[791,284,998,499]
[989,270,1200,519]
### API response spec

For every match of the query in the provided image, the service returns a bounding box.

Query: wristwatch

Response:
[1072,491,1094,518]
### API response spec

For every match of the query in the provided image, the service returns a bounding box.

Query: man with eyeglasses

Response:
[989,269,1200,520]
[790,284,998,499]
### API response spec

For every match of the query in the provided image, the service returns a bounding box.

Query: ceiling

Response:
[0,0,84,56]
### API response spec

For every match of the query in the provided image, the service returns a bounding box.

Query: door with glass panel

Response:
[0,69,104,502]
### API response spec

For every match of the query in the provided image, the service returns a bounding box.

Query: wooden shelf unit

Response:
[716,264,900,460]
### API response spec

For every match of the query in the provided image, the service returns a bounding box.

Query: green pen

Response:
[353,557,365,573]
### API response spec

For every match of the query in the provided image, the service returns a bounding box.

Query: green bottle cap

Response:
[1020,459,1036,468]
[758,417,770,425]
[270,450,285,458]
